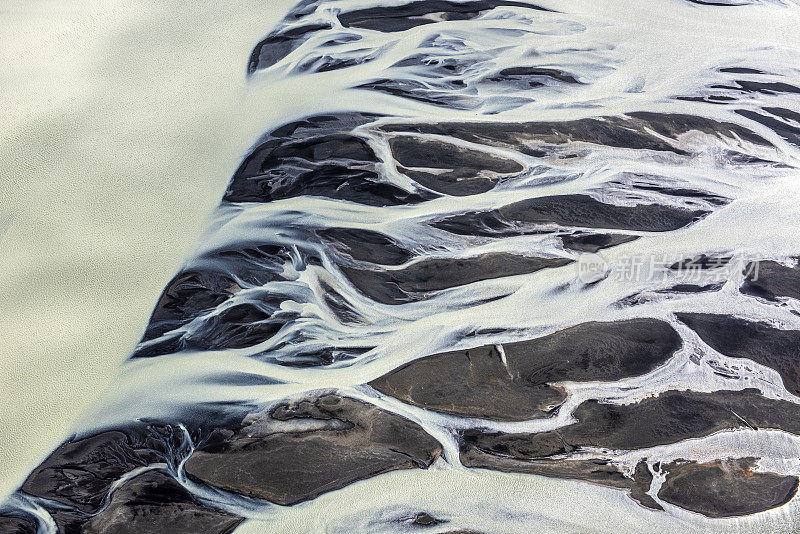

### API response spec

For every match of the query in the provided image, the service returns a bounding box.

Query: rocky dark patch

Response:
[458,389,800,508]
[321,32,363,47]
[382,117,680,154]
[390,136,523,195]
[270,346,370,368]
[390,53,472,76]
[370,319,681,420]
[631,459,662,510]
[0,516,35,534]
[560,232,639,253]
[251,324,372,367]
[183,393,442,505]
[677,95,738,104]
[433,194,708,237]
[658,458,799,517]
[227,134,416,205]
[298,53,377,73]
[341,253,572,305]
[626,111,769,146]
[619,284,725,307]
[319,227,413,266]
[81,470,244,534]
[319,281,369,326]
[132,242,327,357]
[430,209,533,238]
[197,244,297,288]
[676,313,800,396]
[741,260,800,301]
[135,243,298,352]
[138,295,298,356]
[338,1,549,32]
[687,0,750,5]
[764,107,800,125]
[500,195,708,232]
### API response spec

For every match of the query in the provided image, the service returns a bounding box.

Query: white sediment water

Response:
[3,0,800,531]
[0,0,298,500]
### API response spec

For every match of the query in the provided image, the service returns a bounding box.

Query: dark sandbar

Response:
[370,319,681,420]
[658,458,798,518]
[184,393,442,505]
[741,260,800,301]
[677,313,800,396]
[342,252,571,305]
[434,194,708,237]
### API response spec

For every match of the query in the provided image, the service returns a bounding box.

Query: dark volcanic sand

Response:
[19,392,443,525]
[459,389,800,514]
[370,319,682,420]
[341,253,572,305]
[184,393,442,505]
[224,113,435,206]
[658,458,799,518]
[339,1,549,32]
[248,1,551,74]
[8,1,800,526]
[81,471,244,534]
[459,388,800,461]
[22,425,188,514]
[19,423,244,533]
[379,113,769,155]
[559,232,640,253]
[319,227,413,266]
[677,313,800,396]
[0,517,35,534]
[433,194,708,237]
[460,452,661,510]
[741,260,800,301]
[390,136,523,195]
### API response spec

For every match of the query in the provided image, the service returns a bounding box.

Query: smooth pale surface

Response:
[0,0,297,500]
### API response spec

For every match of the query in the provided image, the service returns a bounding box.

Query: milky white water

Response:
[0,0,298,500]
[3,0,800,531]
